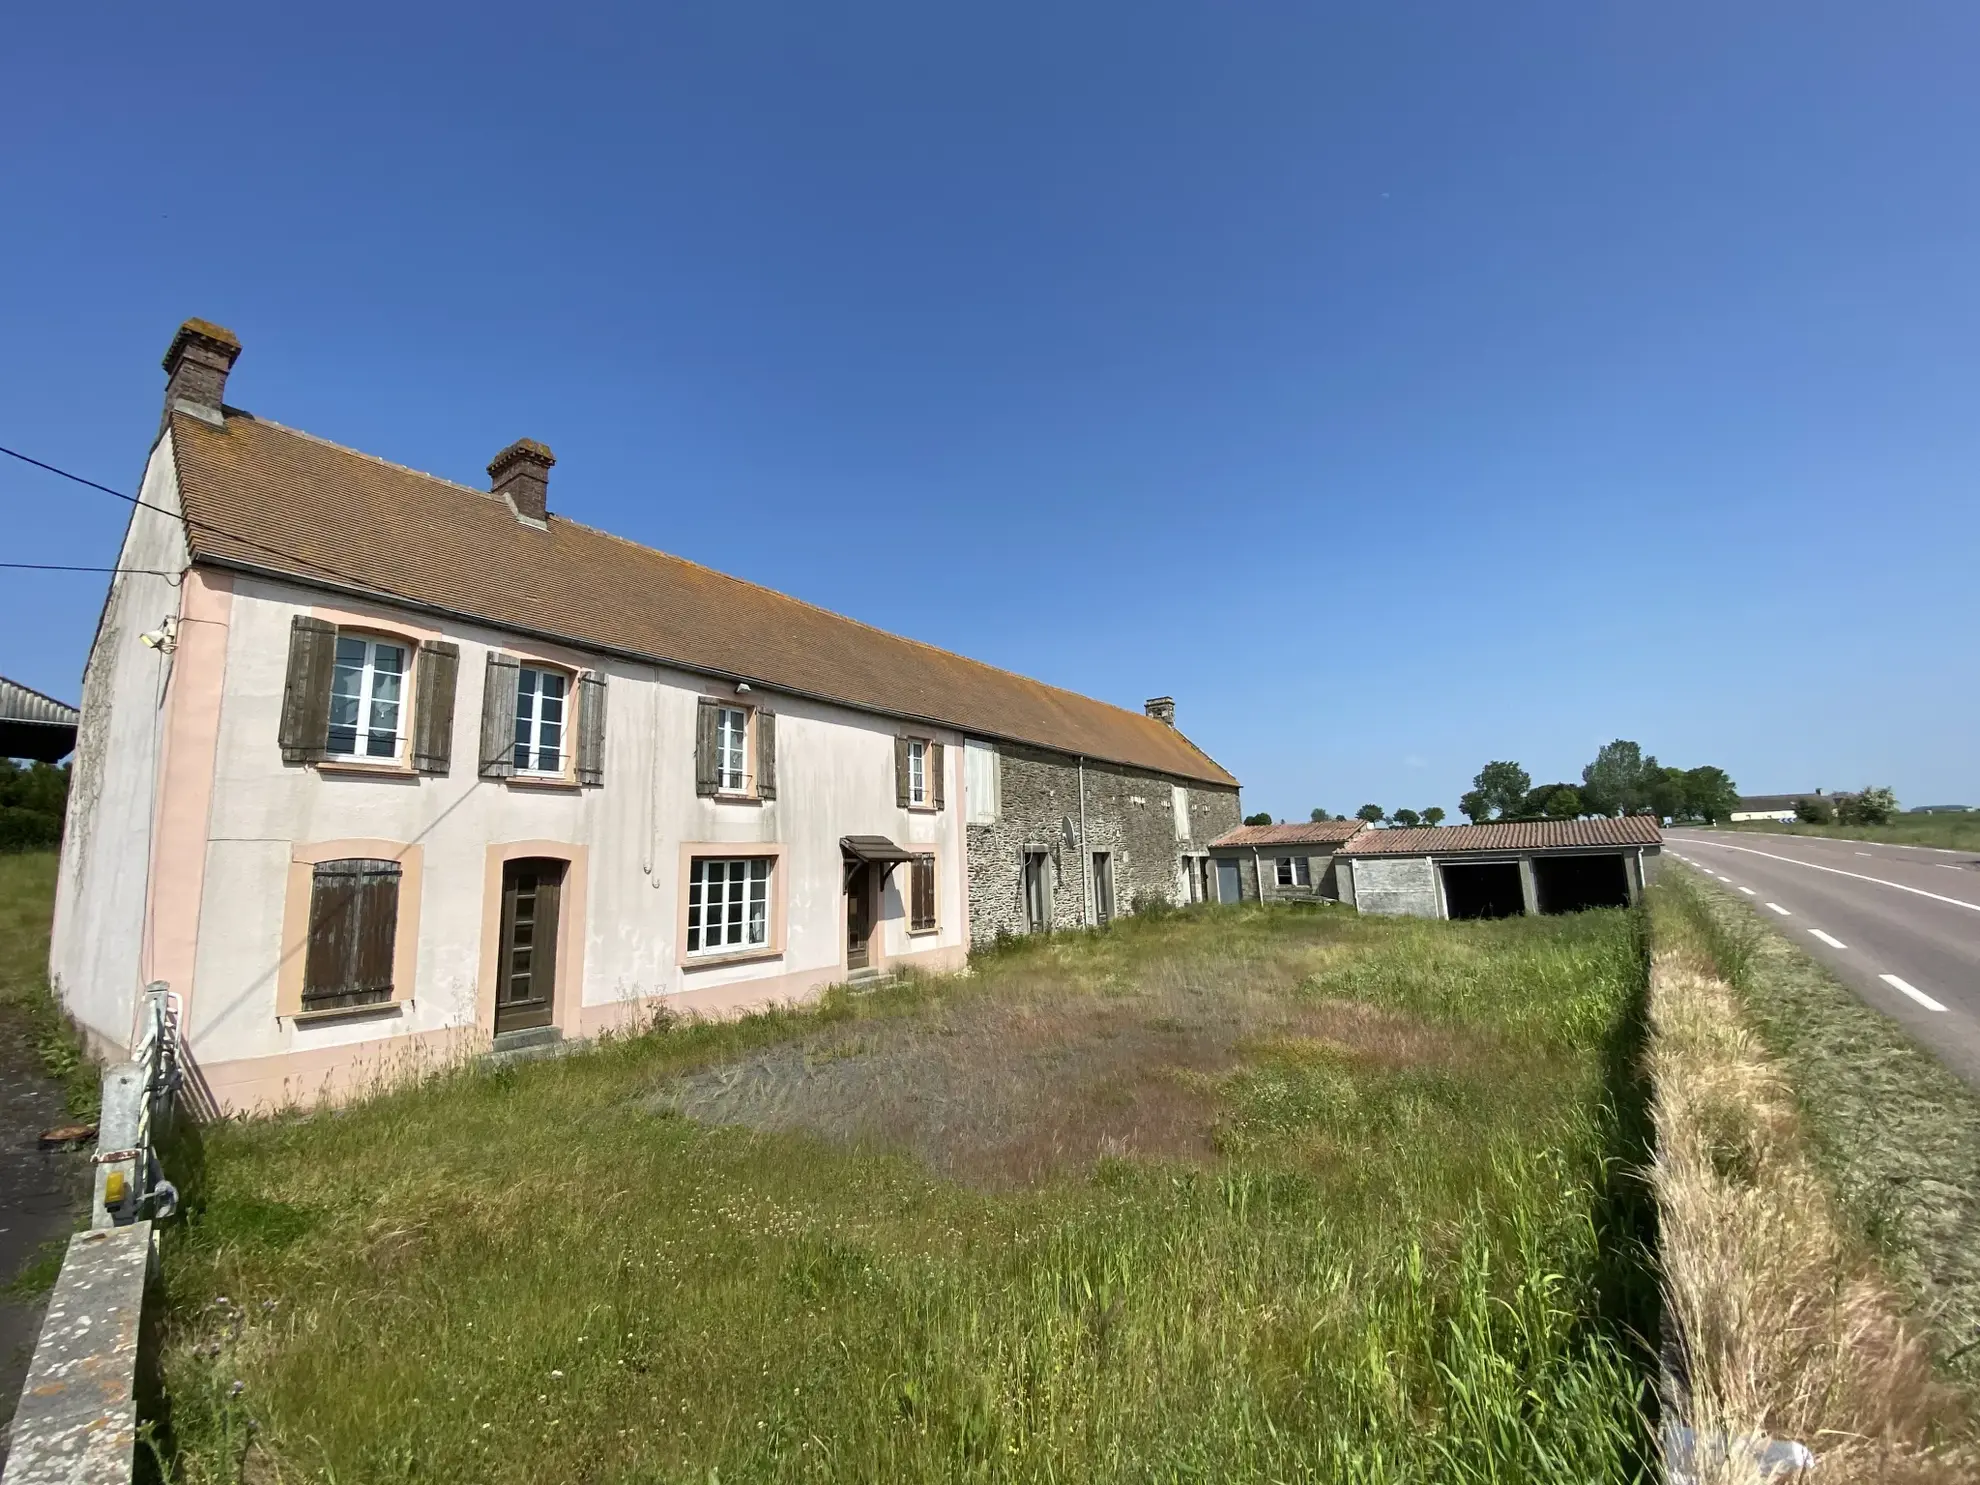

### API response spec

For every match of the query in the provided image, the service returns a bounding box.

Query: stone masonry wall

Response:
[965,741,1240,945]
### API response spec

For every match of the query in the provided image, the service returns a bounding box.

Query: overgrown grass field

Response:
[160,905,1657,1483]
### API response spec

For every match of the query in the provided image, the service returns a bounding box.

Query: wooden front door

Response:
[845,863,873,970]
[496,858,564,1034]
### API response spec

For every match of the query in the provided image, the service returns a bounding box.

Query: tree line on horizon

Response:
[1295,740,1743,830]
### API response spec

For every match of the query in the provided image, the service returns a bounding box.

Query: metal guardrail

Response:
[92,984,180,1231]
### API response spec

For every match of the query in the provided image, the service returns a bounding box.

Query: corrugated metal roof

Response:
[0,676,79,727]
[169,411,1239,787]
[1339,816,1663,857]
[1208,820,1368,848]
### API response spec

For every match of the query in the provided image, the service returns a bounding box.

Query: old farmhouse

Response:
[51,321,1241,1111]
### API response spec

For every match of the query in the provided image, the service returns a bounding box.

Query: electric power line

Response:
[3,562,181,574]
[0,442,412,601]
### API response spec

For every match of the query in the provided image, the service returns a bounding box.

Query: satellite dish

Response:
[1061,815,1078,846]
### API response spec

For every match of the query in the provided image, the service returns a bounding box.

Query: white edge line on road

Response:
[1674,839,1980,914]
[1688,831,1962,856]
[1808,929,1847,949]
[1765,902,1792,916]
[1879,973,1948,1013]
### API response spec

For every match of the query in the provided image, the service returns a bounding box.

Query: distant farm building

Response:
[1335,816,1662,920]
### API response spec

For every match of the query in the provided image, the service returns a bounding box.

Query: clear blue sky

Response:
[5,3,1976,815]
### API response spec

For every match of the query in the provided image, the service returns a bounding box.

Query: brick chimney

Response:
[488,440,556,525]
[162,319,241,427]
[1144,696,1176,726]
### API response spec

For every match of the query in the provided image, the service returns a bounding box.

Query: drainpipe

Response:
[1252,846,1263,905]
[1077,756,1091,927]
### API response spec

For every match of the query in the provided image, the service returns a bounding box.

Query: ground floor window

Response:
[910,853,937,932]
[1275,855,1311,888]
[688,856,771,953]
[303,858,400,1009]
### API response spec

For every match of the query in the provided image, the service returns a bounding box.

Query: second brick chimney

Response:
[162,319,242,427]
[489,440,556,526]
[1144,696,1176,726]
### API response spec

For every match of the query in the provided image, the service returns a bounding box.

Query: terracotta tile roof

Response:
[1208,820,1368,848]
[1338,816,1663,857]
[169,410,1239,787]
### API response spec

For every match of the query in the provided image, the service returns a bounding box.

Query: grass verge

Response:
[1656,869,1980,1381]
[158,905,1657,1483]
[1647,875,1977,1481]
[0,850,99,1119]
[1722,817,1980,852]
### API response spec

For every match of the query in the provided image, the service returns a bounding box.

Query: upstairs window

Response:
[326,637,407,761]
[716,707,748,793]
[907,740,927,806]
[688,856,771,954]
[514,666,568,775]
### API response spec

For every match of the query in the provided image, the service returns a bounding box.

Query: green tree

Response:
[1243,812,1273,827]
[1581,740,1649,816]
[1795,796,1834,825]
[1644,764,1688,822]
[1471,761,1531,821]
[1422,806,1446,827]
[1515,784,1581,820]
[1355,803,1386,824]
[0,760,69,853]
[1840,786,1899,826]
[1459,789,1491,824]
[1680,766,1740,824]
[1391,808,1421,828]
[1309,807,1332,823]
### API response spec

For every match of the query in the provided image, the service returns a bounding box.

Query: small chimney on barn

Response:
[1144,696,1176,727]
[489,440,556,525]
[162,319,242,426]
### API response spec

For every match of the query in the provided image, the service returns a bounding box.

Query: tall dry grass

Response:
[1648,886,1977,1483]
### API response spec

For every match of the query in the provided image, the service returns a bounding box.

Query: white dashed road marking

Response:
[1808,929,1847,949]
[1765,902,1792,916]
[1675,840,1980,914]
[1738,887,1756,896]
[1880,974,1948,1013]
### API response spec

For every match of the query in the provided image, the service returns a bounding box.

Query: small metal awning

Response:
[840,835,917,868]
[841,836,918,887]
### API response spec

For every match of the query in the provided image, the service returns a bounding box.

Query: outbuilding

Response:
[1201,820,1369,904]
[1334,816,1662,919]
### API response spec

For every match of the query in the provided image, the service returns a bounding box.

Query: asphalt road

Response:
[1665,828,1980,1090]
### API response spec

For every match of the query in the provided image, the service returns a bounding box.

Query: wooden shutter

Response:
[894,736,911,808]
[912,854,935,931]
[411,641,459,775]
[930,741,945,810]
[754,709,777,800]
[576,670,608,786]
[479,653,520,779]
[301,859,400,1010]
[694,697,721,796]
[278,615,338,764]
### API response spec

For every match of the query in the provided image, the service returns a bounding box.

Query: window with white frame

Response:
[326,635,408,761]
[1275,855,1312,888]
[513,666,569,775]
[907,739,928,806]
[687,856,771,954]
[716,707,749,793]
